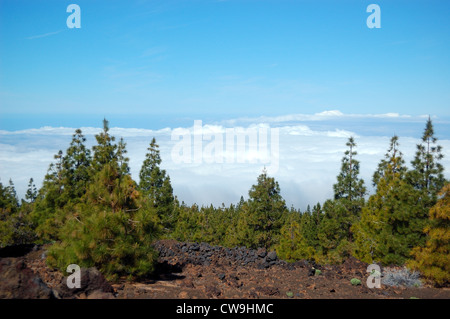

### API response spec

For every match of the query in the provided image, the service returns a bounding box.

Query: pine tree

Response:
[47,123,161,280]
[408,183,450,286]
[353,136,427,265]
[407,117,446,205]
[1,179,19,215]
[236,169,287,249]
[372,135,407,187]
[30,150,66,242]
[223,203,241,247]
[25,178,37,203]
[172,204,204,243]
[0,179,35,246]
[333,137,366,203]
[0,179,19,246]
[276,219,314,262]
[32,129,92,242]
[116,137,130,177]
[91,118,117,173]
[300,206,320,249]
[317,199,355,263]
[317,138,366,262]
[61,129,92,201]
[139,137,175,233]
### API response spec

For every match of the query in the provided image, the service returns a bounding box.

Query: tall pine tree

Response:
[91,118,117,173]
[0,179,35,246]
[31,150,66,241]
[236,169,287,249]
[353,136,427,265]
[61,129,92,202]
[25,178,37,203]
[139,137,175,233]
[317,137,366,263]
[407,117,446,211]
[32,129,92,241]
[48,121,161,280]
[408,183,450,286]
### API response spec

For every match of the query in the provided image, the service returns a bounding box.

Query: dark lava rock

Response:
[257,248,267,258]
[218,273,226,281]
[266,251,277,262]
[0,258,55,299]
[190,243,200,251]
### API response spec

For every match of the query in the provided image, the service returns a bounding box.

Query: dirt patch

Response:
[6,240,449,299]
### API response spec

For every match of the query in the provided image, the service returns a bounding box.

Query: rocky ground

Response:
[0,240,449,299]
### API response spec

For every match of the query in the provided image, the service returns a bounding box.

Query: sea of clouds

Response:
[1,111,449,211]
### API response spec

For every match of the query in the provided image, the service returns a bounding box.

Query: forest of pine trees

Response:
[0,118,448,285]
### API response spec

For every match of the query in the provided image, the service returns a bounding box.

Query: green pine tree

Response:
[299,206,320,249]
[91,118,117,173]
[333,137,367,203]
[276,218,315,262]
[31,150,66,242]
[139,137,175,233]
[116,137,130,177]
[372,135,407,187]
[408,183,450,286]
[236,169,287,249]
[353,136,427,265]
[47,122,161,281]
[0,179,35,247]
[25,178,37,203]
[407,117,446,211]
[32,129,92,242]
[317,137,366,263]
[61,129,92,201]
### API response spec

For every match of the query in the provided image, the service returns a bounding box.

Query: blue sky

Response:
[1,1,450,207]
[1,0,450,130]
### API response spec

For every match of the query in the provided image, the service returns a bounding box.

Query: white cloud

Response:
[26,30,63,40]
[223,110,424,126]
[1,113,449,211]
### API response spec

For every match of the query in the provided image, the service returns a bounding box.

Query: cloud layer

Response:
[1,112,449,210]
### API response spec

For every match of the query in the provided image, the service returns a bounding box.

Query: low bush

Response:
[381,267,422,288]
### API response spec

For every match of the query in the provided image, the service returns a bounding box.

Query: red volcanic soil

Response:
[2,240,449,299]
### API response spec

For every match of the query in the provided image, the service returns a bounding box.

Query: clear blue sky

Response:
[1,0,450,130]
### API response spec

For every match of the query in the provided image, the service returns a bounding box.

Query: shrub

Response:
[381,267,422,288]
[350,278,361,286]
[408,183,450,286]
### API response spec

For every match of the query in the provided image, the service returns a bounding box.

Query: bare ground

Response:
[20,240,449,299]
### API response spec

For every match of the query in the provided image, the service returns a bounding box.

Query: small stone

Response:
[257,248,267,258]
[266,251,277,262]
